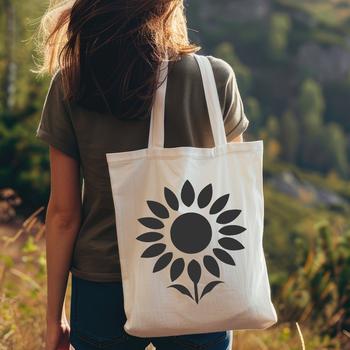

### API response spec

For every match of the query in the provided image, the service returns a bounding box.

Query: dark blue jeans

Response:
[69,274,233,350]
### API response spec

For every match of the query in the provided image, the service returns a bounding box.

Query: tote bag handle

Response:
[148,54,228,148]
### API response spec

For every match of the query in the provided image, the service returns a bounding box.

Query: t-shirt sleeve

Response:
[35,71,80,161]
[209,56,250,141]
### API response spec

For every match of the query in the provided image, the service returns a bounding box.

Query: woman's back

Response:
[35,2,254,348]
[36,52,249,282]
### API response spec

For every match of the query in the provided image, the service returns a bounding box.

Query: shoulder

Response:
[45,69,73,107]
[43,69,63,100]
[170,53,199,76]
[173,53,235,86]
[48,69,64,93]
[206,55,236,89]
[42,68,74,115]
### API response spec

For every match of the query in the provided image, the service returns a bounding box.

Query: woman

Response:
[35,0,249,349]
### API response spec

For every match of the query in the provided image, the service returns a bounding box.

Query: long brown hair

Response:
[34,0,200,119]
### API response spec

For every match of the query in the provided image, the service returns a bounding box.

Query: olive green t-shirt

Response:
[35,53,250,282]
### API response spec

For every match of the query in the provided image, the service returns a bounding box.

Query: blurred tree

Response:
[266,115,280,138]
[267,13,292,60]
[214,42,252,95]
[279,223,350,338]
[0,0,51,214]
[324,79,350,133]
[266,139,281,161]
[297,78,326,169]
[265,115,281,161]
[0,109,50,214]
[296,79,349,176]
[0,0,46,112]
[322,123,349,177]
[298,79,325,118]
[244,96,262,134]
[1,0,17,112]
[280,110,299,163]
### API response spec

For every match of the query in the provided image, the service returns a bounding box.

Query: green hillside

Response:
[276,0,350,28]
[187,0,350,180]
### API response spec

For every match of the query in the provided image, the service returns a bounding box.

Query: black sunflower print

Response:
[136,180,246,304]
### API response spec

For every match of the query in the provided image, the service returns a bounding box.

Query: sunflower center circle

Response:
[170,212,212,254]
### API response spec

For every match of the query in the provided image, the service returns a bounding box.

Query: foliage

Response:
[267,13,292,60]
[280,110,299,163]
[244,97,262,134]
[0,209,48,350]
[276,0,350,29]
[278,223,350,339]
[0,111,51,210]
[188,0,350,180]
[234,323,343,350]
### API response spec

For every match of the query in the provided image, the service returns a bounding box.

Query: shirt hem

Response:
[70,267,122,282]
[226,114,250,141]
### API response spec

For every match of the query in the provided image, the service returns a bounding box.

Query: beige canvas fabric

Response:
[104,53,276,336]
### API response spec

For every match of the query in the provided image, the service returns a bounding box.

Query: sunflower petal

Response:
[181,180,195,207]
[219,225,246,236]
[170,258,185,281]
[141,243,166,258]
[203,255,220,278]
[138,217,164,229]
[153,252,173,272]
[213,248,236,266]
[187,259,201,284]
[167,284,194,300]
[219,237,245,251]
[136,232,164,242]
[164,187,179,211]
[197,184,213,208]
[216,209,241,224]
[209,194,230,214]
[147,200,170,219]
[200,281,224,300]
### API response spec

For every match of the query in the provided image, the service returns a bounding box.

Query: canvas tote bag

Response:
[106,53,277,338]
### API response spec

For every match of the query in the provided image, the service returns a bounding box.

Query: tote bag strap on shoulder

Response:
[148,53,228,149]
